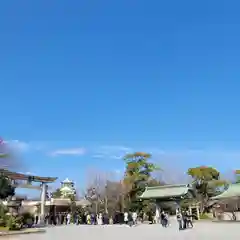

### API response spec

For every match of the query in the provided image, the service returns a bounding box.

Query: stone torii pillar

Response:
[155,203,160,223]
[40,182,47,225]
[196,205,200,220]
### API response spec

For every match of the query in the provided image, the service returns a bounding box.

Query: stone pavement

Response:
[3,221,240,240]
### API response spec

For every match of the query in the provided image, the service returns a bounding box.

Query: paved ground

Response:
[2,221,240,240]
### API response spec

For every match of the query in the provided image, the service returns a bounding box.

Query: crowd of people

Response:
[42,211,139,226]
[176,210,193,230]
[40,209,194,230]
[152,209,194,230]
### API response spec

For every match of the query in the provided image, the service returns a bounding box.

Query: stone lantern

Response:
[6,196,22,216]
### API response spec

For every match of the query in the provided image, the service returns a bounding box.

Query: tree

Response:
[102,180,123,214]
[187,166,226,212]
[84,169,108,213]
[123,152,159,211]
[0,175,15,200]
[83,169,129,214]
[51,188,62,198]
[147,178,162,187]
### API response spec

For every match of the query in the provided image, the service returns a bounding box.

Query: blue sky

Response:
[1,1,240,195]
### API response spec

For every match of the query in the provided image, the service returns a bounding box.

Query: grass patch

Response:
[0,226,9,231]
[199,213,211,219]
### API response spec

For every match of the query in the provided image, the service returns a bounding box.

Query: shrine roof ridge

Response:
[0,169,57,183]
[146,184,192,190]
[139,183,193,199]
[211,182,240,200]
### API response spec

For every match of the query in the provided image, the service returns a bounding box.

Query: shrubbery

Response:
[0,203,34,230]
[6,215,23,230]
[0,204,8,227]
[21,212,34,227]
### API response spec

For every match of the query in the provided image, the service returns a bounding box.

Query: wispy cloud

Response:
[4,140,30,152]
[92,154,105,159]
[151,148,240,167]
[3,140,47,153]
[93,145,133,160]
[49,147,86,157]
[149,148,240,183]
[18,171,36,176]
[90,146,240,183]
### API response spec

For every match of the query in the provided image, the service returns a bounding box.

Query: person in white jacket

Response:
[67,213,71,225]
[132,212,137,225]
[124,212,128,224]
[97,213,103,225]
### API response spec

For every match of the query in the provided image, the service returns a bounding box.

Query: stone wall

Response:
[215,211,240,221]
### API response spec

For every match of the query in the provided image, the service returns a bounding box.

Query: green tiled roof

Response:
[139,184,192,199]
[212,183,240,200]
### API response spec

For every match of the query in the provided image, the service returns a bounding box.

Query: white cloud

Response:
[25,171,36,175]
[92,155,105,159]
[100,146,132,152]
[114,169,122,174]
[90,145,240,184]
[49,147,86,157]
[4,140,30,152]
[18,171,36,176]
[149,148,240,183]
[93,145,133,160]
[3,140,46,153]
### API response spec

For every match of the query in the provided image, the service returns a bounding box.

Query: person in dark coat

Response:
[81,213,86,224]
[128,212,133,227]
[160,211,165,226]
[182,211,187,229]
[148,212,154,224]
[103,213,109,224]
[176,211,183,230]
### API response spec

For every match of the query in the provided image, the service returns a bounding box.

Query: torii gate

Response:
[0,168,57,224]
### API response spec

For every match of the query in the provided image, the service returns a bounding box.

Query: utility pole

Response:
[92,188,98,214]
[120,180,125,212]
[95,200,98,214]
[104,183,108,214]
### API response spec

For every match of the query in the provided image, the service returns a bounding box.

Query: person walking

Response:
[128,212,133,227]
[182,211,187,229]
[160,211,166,227]
[97,213,103,225]
[66,212,71,225]
[186,211,193,228]
[86,213,91,225]
[124,211,128,225]
[132,212,137,225]
[164,212,169,227]
[176,211,183,230]
[162,212,168,227]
